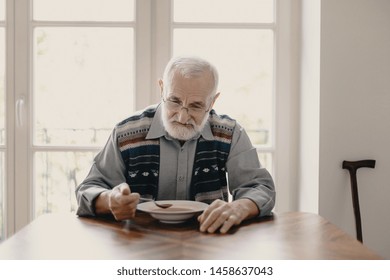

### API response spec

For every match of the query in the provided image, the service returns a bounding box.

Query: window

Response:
[32,0,135,217]
[4,0,136,235]
[0,0,6,241]
[2,0,291,237]
[172,0,275,174]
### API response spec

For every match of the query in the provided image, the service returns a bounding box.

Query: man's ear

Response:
[158,79,164,97]
[211,92,220,107]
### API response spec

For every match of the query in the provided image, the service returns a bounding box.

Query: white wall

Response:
[317,0,390,259]
[298,0,320,213]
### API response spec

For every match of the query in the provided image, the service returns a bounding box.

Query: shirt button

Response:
[178,176,185,182]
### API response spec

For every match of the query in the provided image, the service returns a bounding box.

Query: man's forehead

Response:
[172,69,212,80]
[169,71,214,92]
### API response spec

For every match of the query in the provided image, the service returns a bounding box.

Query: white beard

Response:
[161,105,209,141]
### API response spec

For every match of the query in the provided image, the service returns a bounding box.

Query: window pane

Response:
[0,152,4,241]
[33,0,134,21]
[0,28,4,241]
[0,0,4,21]
[258,152,273,176]
[34,151,96,217]
[174,0,274,23]
[174,29,274,146]
[33,28,134,146]
[0,28,4,145]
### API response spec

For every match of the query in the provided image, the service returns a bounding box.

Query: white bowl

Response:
[137,200,208,224]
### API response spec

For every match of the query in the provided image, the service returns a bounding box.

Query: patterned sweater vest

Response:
[116,105,236,204]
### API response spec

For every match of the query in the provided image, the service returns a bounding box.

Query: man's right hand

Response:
[95,183,140,221]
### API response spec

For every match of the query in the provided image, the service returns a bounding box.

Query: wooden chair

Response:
[342,159,375,243]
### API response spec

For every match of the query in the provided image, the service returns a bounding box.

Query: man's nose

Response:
[177,107,190,124]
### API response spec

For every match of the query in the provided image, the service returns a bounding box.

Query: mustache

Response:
[169,116,196,127]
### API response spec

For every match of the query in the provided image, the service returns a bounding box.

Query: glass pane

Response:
[0,151,4,241]
[33,0,134,21]
[0,28,4,145]
[33,27,134,146]
[174,29,274,146]
[174,0,274,23]
[0,0,4,21]
[34,151,96,217]
[0,28,4,241]
[258,152,273,176]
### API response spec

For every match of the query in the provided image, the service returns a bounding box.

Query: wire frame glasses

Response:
[161,96,213,117]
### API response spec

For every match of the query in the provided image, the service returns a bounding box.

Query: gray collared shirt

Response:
[76,105,275,217]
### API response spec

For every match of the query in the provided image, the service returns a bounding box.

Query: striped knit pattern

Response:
[190,110,235,203]
[116,106,236,203]
[117,106,160,197]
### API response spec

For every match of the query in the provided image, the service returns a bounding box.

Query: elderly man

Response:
[76,56,275,233]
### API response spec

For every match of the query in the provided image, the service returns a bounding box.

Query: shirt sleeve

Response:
[75,128,126,216]
[226,123,276,217]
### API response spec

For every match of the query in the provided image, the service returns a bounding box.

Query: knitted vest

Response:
[116,105,235,204]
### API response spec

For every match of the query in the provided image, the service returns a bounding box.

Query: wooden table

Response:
[0,211,382,260]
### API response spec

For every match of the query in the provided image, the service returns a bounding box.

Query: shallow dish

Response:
[137,200,208,224]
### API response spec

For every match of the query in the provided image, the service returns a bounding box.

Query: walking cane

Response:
[342,159,376,243]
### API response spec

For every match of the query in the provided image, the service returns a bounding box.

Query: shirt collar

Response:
[146,103,214,141]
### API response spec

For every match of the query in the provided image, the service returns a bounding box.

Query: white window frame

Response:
[3,0,295,237]
[1,0,13,240]
[7,0,139,235]
[150,0,295,213]
[274,0,299,213]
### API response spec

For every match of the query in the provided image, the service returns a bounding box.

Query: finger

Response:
[118,183,131,195]
[199,207,225,232]
[199,199,223,223]
[129,192,140,203]
[120,193,139,213]
[118,192,139,206]
[111,198,138,221]
[204,211,230,233]
[198,209,210,223]
[219,215,239,234]
[199,208,217,231]
[109,186,134,211]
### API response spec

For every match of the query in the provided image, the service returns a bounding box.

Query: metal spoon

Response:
[139,198,173,209]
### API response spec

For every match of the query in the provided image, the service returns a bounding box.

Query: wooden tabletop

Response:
[0,211,382,260]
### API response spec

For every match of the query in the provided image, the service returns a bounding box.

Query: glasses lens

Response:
[164,98,207,116]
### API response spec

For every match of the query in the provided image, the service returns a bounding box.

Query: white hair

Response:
[162,56,219,95]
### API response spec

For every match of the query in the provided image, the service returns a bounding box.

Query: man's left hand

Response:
[198,199,259,234]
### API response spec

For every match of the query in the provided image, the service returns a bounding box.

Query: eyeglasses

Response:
[162,96,212,116]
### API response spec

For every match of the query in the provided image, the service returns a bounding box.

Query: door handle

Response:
[16,96,25,127]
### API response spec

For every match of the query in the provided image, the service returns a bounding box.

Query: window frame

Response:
[0,0,8,240]
[3,0,295,237]
[152,0,293,213]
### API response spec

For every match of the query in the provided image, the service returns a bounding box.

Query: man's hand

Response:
[96,183,140,221]
[198,199,259,234]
